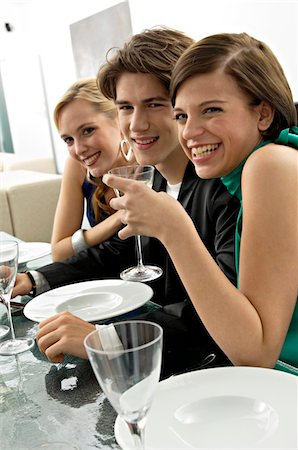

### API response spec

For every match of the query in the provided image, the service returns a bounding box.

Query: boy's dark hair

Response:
[98,26,194,100]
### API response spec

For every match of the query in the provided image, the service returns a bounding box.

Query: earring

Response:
[120,139,134,162]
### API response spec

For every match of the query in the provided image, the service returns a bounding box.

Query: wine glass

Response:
[0,309,10,339]
[84,320,163,450]
[0,240,34,355]
[108,164,163,282]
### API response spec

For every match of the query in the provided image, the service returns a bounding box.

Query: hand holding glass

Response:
[0,240,34,355]
[108,165,163,282]
[84,320,163,450]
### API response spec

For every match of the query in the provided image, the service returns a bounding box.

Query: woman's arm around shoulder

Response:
[51,157,86,261]
[51,157,125,261]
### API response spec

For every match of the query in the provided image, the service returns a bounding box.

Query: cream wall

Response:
[129,0,298,101]
[0,0,297,173]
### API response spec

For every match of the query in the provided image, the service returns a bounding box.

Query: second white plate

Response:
[18,241,51,265]
[24,279,153,322]
[115,366,297,449]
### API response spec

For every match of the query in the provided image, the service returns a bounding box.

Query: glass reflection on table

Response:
[0,312,120,449]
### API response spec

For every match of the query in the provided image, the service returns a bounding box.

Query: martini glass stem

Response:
[135,236,145,273]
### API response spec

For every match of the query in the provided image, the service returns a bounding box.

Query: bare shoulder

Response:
[243,143,297,182]
[63,157,86,184]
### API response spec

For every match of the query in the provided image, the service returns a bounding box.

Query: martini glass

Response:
[108,165,163,282]
[0,240,34,355]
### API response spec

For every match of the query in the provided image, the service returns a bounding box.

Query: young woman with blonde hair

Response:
[51,78,134,261]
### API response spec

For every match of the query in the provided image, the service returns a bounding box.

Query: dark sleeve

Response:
[38,234,136,289]
[186,177,239,287]
[207,180,240,286]
[39,169,164,291]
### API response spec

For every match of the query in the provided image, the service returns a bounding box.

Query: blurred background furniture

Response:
[0,153,57,173]
[0,166,62,242]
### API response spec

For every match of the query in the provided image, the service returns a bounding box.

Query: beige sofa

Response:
[0,157,62,242]
[0,153,57,174]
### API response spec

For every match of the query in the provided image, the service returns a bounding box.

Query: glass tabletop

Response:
[0,233,159,448]
[0,231,159,449]
[0,298,160,449]
[0,303,120,450]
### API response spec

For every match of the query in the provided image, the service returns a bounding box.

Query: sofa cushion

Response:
[0,170,62,242]
[0,189,14,235]
[0,153,57,174]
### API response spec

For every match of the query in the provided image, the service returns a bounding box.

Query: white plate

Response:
[23,279,153,322]
[18,242,51,265]
[115,366,298,449]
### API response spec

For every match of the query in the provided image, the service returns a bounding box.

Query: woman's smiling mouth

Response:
[191,143,219,158]
[82,152,101,166]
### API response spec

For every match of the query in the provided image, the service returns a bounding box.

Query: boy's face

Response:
[115,72,182,167]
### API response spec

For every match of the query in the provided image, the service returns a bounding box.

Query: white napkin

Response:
[95,324,124,358]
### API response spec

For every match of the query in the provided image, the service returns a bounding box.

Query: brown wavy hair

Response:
[97,26,194,100]
[171,32,297,139]
[54,78,118,221]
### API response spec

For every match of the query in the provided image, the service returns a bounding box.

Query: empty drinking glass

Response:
[84,320,163,449]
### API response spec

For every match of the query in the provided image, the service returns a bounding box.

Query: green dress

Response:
[221,126,298,376]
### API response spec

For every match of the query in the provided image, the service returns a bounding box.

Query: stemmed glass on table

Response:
[84,320,163,450]
[108,165,163,282]
[0,240,34,355]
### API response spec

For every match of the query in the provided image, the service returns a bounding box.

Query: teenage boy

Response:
[13,27,239,377]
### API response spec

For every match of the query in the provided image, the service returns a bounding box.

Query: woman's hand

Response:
[103,173,185,242]
[36,311,96,363]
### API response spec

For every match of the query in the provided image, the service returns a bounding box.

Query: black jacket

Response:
[39,162,239,296]
[38,162,240,376]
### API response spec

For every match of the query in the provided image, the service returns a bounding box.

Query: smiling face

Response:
[174,70,271,178]
[115,72,187,181]
[58,98,122,178]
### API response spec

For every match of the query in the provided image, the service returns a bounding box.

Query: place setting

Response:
[18,241,51,267]
[1,238,297,449]
[113,365,298,449]
[83,316,297,450]
[0,232,52,269]
[23,279,154,323]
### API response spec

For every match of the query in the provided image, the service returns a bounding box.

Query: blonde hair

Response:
[54,77,117,126]
[54,78,118,221]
